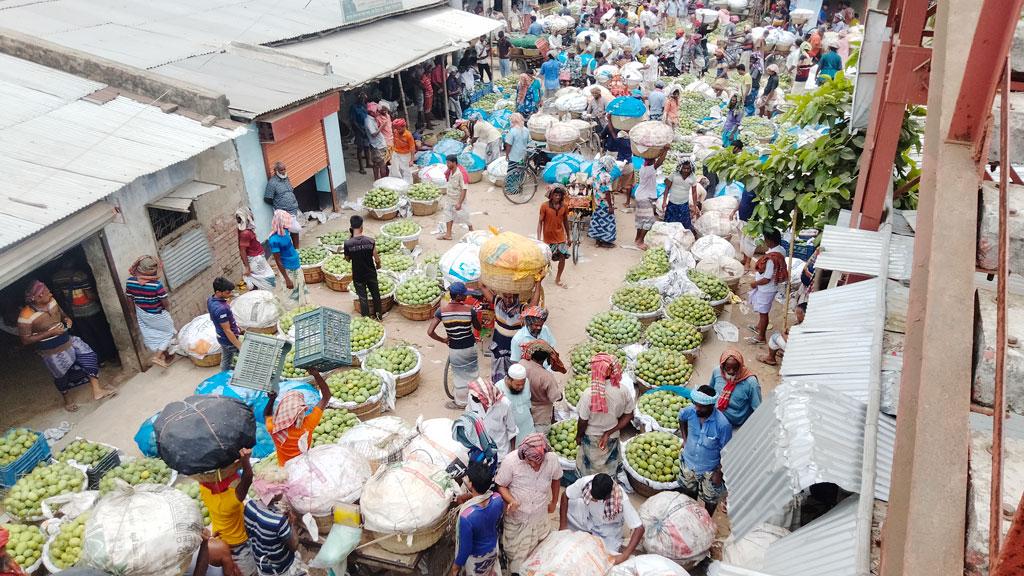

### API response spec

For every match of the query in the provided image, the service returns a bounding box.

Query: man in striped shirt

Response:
[243,465,302,576]
[428,282,481,409]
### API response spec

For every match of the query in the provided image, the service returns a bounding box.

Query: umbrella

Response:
[415,151,447,166]
[491,109,512,130]
[542,161,578,184]
[608,96,647,118]
[434,138,466,157]
[581,160,622,180]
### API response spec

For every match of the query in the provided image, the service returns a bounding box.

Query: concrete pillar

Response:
[82,233,144,373]
[879,0,982,573]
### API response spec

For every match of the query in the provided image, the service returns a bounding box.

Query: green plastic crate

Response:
[230,333,292,392]
[293,307,352,372]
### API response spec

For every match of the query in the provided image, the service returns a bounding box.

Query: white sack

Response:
[284,444,372,515]
[639,492,716,562]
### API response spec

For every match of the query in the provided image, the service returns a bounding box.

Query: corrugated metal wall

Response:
[159,225,213,289]
[261,122,328,186]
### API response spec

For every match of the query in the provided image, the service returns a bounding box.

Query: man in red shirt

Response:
[537,187,571,288]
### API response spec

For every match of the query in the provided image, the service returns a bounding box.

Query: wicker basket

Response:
[627,472,662,498]
[395,370,421,398]
[192,461,241,484]
[190,354,221,368]
[396,297,440,321]
[367,205,399,220]
[725,276,742,293]
[246,325,278,335]
[302,264,323,284]
[352,293,395,315]
[610,115,645,131]
[467,170,483,184]
[530,129,547,141]
[479,262,544,295]
[631,142,669,159]
[374,513,452,554]
[546,140,577,153]
[523,47,540,57]
[709,296,730,315]
[324,272,353,292]
[411,199,439,216]
[352,398,384,421]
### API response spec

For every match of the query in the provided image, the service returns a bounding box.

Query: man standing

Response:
[263,162,301,248]
[747,228,787,345]
[428,282,481,409]
[453,462,505,576]
[199,448,257,576]
[559,473,645,564]
[467,377,519,460]
[447,66,464,123]
[537,187,570,288]
[510,306,556,363]
[495,363,534,445]
[735,64,753,107]
[497,31,513,78]
[517,341,564,433]
[208,277,243,372]
[343,215,382,320]
[365,103,389,180]
[646,81,666,120]
[679,385,733,515]
[817,44,843,84]
[441,154,473,240]
[540,53,561,99]
[494,434,562,575]
[268,211,306,310]
[475,37,492,83]
[575,353,634,476]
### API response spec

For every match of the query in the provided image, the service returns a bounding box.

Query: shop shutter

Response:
[159,225,213,289]
[262,122,328,186]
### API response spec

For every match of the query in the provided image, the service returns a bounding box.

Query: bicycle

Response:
[566,182,595,264]
[502,144,547,204]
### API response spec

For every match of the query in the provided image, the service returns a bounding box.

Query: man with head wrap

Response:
[494,433,563,575]
[516,339,566,433]
[559,472,644,564]
[125,255,178,367]
[243,463,305,576]
[575,353,635,476]
[267,210,306,309]
[466,377,518,461]
[679,384,733,514]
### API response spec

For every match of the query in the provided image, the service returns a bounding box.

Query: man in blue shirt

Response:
[817,44,843,84]
[679,385,733,514]
[453,461,505,576]
[647,81,666,120]
[540,53,561,98]
[267,210,307,309]
[527,14,544,35]
[207,277,243,372]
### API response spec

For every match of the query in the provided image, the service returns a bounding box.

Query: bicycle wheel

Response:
[504,168,539,205]
[443,357,454,399]
[571,218,583,264]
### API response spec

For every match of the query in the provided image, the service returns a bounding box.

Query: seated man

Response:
[760,301,806,366]
[558,473,644,565]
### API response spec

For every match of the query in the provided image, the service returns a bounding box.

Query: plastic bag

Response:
[284,444,372,515]
[419,163,449,185]
[373,177,411,194]
[337,416,418,470]
[702,196,739,217]
[440,242,481,285]
[693,211,738,238]
[487,157,509,184]
[523,530,612,576]
[134,412,161,457]
[360,460,458,534]
[639,492,716,562]
[154,395,256,475]
[479,231,549,282]
[630,121,675,148]
[82,483,203,576]
[695,255,744,284]
[230,290,282,330]
[546,122,582,147]
[646,222,696,259]
[608,554,691,575]
[555,93,589,113]
[690,235,736,261]
[527,113,558,133]
[404,418,469,468]
[175,315,221,360]
[310,524,362,572]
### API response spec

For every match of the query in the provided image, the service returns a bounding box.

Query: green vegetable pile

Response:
[3,523,43,569]
[48,514,88,569]
[474,93,501,112]
[322,254,353,277]
[280,349,308,379]
[364,345,418,374]
[0,429,39,466]
[350,317,384,352]
[612,285,662,314]
[298,246,328,266]
[665,295,716,327]
[396,276,442,306]
[376,235,402,255]
[377,275,396,295]
[638,390,691,429]
[280,305,317,333]
[569,342,627,375]
[626,432,682,483]
[421,253,443,279]
[382,219,421,238]
[564,374,591,407]
[408,183,442,201]
[364,187,399,209]
[176,481,211,526]
[381,253,415,273]
[547,419,578,460]
[635,348,693,387]
[3,462,84,520]
[687,269,730,301]
[626,248,670,282]
[326,370,382,404]
[99,458,171,493]
[57,439,113,466]
[586,311,643,346]
[319,230,350,248]
[442,129,465,141]
[676,91,720,132]
[645,318,703,352]
[312,409,360,446]
[741,115,776,141]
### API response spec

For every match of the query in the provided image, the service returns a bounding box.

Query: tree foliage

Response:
[704,70,923,236]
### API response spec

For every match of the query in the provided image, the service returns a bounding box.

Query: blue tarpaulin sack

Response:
[463,107,488,120]
[415,151,446,166]
[134,412,161,457]
[458,151,487,172]
[607,96,647,118]
[433,138,466,157]
[491,109,512,130]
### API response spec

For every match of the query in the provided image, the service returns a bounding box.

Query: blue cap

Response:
[449,282,468,297]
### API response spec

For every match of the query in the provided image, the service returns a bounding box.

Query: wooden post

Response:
[442,58,452,129]
[396,73,412,128]
[782,210,798,332]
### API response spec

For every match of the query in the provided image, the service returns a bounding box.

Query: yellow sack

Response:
[479,230,550,294]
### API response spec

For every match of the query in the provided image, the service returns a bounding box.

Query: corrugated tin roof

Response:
[278,8,503,89]
[148,180,221,212]
[0,54,104,129]
[762,496,861,576]
[798,277,882,331]
[815,224,915,279]
[722,381,895,539]
[0,54,243,252]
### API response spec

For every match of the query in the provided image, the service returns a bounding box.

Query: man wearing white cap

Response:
[496,363,534,445]
[679,384,734,515]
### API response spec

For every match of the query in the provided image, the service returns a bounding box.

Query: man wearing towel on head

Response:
[679,384,734,515]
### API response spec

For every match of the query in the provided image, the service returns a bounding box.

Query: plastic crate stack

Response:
[230,334,292,392]
[293,307,352,372]
[0,428,51,489]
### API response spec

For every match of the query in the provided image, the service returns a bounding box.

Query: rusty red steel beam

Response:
[948,0,1024,146]
[995,491,1024,575]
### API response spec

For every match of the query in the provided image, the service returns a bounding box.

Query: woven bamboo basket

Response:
[529,129,547,141]
[395,371,420,398]
[627,472,662,498]
[396,297,440,321]
[190,354,221,368]
[324,271,352,292]
[374,513,452,554]
[466,170,483,184]
[314,513,334,536]
[192,461,241,484]
[709,296,730,315]
[246,325,278,335]
[411,199,439,216]
[367,205,399,220]
[480,263,543,295]
[301,264,323,284]
[610,115,645,131]
[351,398,384,421]
[725,275,742,293]
[352,294,395,315]
[546,140,577,153]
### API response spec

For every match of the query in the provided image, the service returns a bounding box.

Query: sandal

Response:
[444,401,466,410]
[744,336,765,345]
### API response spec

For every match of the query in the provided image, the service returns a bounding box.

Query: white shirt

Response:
[629,33,642,54]
[565,475,643,552]
[641,10,658,30]
[467,395,519,460]
[634,164,660,201]
[756,245,787,292]
[667,173,696,205]
[496,379,535,444]
[600,39,613,58]
[473,121,502,144]
[642,54,659,82]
